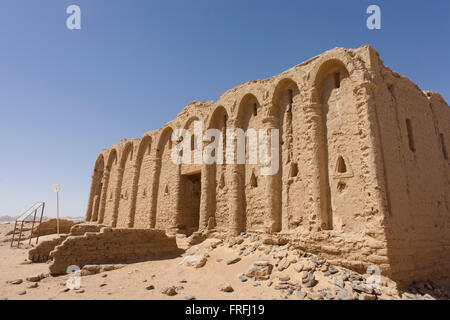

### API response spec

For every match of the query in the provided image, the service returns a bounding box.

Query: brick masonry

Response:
[82,46,449,285]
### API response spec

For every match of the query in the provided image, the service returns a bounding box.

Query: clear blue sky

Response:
[0,0,449,218]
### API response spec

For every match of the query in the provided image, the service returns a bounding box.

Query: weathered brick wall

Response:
[28,235,68,262]
[370,51,450,284]
[70,223,105,236]
[32,219,78,237]
[48,228,183,275]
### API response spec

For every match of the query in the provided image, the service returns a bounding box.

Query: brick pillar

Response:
[127,163,139,228]
[112,167,124,227]
[98,169,110,225]
[91,195,100,222]
[199,163,213,230]
[149,158,161,228]
[303,102,331,230]
[227,119,245,235]
[353,82,390,219]
[85,174,97,222]
[170,164,182,233]
[262,116,282,233]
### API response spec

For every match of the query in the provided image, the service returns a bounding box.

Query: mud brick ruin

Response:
[43,46,450,285]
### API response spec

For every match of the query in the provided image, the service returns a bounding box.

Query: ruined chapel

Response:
[76,45,450,284]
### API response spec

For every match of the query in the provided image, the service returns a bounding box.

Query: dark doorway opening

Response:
[180,172,201,235]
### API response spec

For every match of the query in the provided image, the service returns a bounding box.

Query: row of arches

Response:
[86,51,369,234]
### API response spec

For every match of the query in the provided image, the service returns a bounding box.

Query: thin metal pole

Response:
[10,221,17,248]
[36,202,45,244]
[18,221,24,248]
[56,192,60,236]
[29,209,37,245]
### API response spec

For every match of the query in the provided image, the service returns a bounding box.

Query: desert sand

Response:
[1,222,448,300]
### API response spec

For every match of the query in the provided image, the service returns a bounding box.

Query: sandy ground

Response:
[0,222,447,300]
[0,222,345,300]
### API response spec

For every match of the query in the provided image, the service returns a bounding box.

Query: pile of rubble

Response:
[177,231,450,300]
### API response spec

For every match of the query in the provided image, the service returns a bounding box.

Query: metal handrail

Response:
[10,202,46,248]
[16,202,44,222]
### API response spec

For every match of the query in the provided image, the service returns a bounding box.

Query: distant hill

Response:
[0,215,84,222]
[0,215,17,222]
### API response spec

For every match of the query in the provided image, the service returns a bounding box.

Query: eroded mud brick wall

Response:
[84,46,449,284]
[368,48,450,284]
[48,228,182,275]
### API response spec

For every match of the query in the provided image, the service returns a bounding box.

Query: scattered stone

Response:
[207,238,223,249]
[278,274,290,281]
[247,245,257,253]
[17,290,27,296]
[216,258,223,262]
[187,232,206,246]
[26,274,45,282]
[293,263,303,272]
[7,279,23,285]
[245,262,273,280]
[145,285,155,290]
[302,271,318,288]
[179,254,207,268]
[254,260,270,266]
[328,266,338,274]
[102,274,108,278]
[422,294,435,300]
[359,293,377,300]
[310,255,326,265]
[335,278,345,289]
[226,257,241,265]
[239,275,248,282]
[75,289,85,293]
[61,288,70,293]
[219,283,234,292]
[27,282,38,289]
[185,295,196,300]
[161,286,177,296]
[340,272,350,282]
[336,288,358,300]
[99,283,107,287]
[351,282,374,294]
[267,280,273,287]
[277,257,291,271]
[296,290,307,300]
[274,284,291,290]
[318,288,334,300]
[348,273,363,282]
[180,279,187,283]
[307,290,323,300]
[300,260,316,271]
